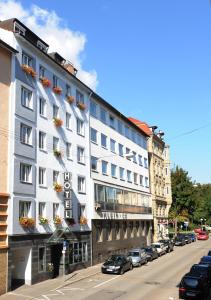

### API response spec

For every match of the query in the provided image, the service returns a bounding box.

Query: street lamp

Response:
[200,218,206,227]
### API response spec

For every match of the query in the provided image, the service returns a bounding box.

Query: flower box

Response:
[76,102,86,110]
[21,64,36,78]
[54,215,62,225]
[53,86,62,95]
[19,217,35,228]
[67,95,75,104]
[53,149,62,157]
[79,216,88,225]
[53,117,63,127]
[40,77,51,88]
[39,216,49,225]
[53,182,63,192]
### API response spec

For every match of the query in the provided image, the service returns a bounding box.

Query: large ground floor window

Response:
[69,242,88,264]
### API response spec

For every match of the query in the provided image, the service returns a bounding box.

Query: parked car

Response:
[178,233,192,244]
[144,246,159,261]
[159,239,174,253]
[127,248,148,267]
[179,274,210,299]
[188,233,196,242]
[174,235,186,246]
[189,264,211,286]
[151,242,166,256]
[197,232,209,240]
[194,228,203,234]
[101,254,133,275]
[207,250,211,256]
[200,256,211,266]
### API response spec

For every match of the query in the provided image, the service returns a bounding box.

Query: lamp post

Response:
[200,218,206,228]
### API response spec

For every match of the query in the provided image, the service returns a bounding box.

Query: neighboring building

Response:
[129,118,172,241]
[0,18,91,290]
[90,98,153,264]
[0,39,18,295]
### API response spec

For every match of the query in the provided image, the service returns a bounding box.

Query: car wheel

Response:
[119,268,124,275]
[130,264,133,271]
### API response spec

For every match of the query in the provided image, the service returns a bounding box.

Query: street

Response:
[1,238,211,300]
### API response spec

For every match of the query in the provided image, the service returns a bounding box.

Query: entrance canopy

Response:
[47,227,76,244]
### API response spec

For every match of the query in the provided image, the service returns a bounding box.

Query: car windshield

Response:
[145,248,152,252]
[153,244,160,248]
[191,266,207,276]
[106,255,123,262]
[128,252,139,257]
[201,257,211,262]
[183,278,199,288]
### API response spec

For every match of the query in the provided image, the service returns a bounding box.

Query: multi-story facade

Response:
[0,39,18,295]
[129,118,172,241]
[90,99,153,264]
[0,18,92,290]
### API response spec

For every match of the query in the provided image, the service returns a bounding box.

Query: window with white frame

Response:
[78,204,86,221]
[90,100,97,117]
[39,97,46,117]
[91,128,97,143]
[39,202,46,217]
[102,161,108,175]
[77,146,85,164]
[66,112,71,129]
[39,65,45,78]
[53,137,59,151]
[53,203,59,219]
[132,151,137,164]
[134,173,138,185]
[76,90,84,104]
[145,177,149,187]
[109,114,115,129]
[53,75,58,88]
[91,156,98,171]
[127,170,132,182]
[66,142,72,159]
[66,84,71,96]
[144,158,148,168]
[100,107,107,123]
[53,105,59,118]
[110,139,116,153]
[20,163,32,183]
[21,86,33,109]
[76,118,85,136]
[101,133,107,148]
[119,167,125,180]
[39,131,46,150]
[19,201,31,218]
[39,167,46,186]
[140,175,143,186]
[38,247,46,273]
[118,144,124,156]
[22,52,32,67]
[111,164,117,178]
[20,123,32,145]
[53,170,59,183]
[117,120,123,134]
[78,176,86,193]
[138,155,143,166]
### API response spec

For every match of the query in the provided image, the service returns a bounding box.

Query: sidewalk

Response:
[0,263,102,299]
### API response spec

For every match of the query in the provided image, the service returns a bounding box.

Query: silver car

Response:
[127,248,148,267]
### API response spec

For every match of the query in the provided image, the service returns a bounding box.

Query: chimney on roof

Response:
[63,62,78,76]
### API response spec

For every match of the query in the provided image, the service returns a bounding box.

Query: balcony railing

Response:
[96,202,152,214]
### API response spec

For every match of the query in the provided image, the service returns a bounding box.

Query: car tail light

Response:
[179,287,186,292]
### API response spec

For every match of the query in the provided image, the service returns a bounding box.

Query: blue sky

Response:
[2,0,211,183]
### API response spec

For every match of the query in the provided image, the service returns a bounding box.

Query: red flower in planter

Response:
[67,95,75,104]
[21,64,37,78]
[40,77,51,88]
[53,86,62,95]
[77,102,86,110]
[19,217,35,228]
[53,117,63,127]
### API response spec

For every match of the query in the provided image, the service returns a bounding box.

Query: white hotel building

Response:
[0,18,153,289]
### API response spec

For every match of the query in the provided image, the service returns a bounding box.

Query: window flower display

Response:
[40,77,51,88]
[79,216,88,225]
[67,95,75,104]
[53,117,63,127]
[53,149,62,158]
[53,182,63,192]
[76,102,86,111]
[21,64,36,78]
[53,215,62,225]
[19,217,35,228]
[53,86,62,95]
[39,216,49,225]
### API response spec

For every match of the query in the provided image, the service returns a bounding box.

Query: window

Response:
[39,65,45,78]
[77,118,85,136]
[117,120,123,134]
[20,163,32,183]
[118,144,123,156]
[53,137,59,151]
[105,222,112,241]
[110,139,116,153]
[21,86,32,109]
[125,126,130,139]
[114,222,120,240]
[66,84,71,97]
[144,158,148,168]
[127,170,132,182]
[78,204,86,222]
[91,128,97,143]
[39,131,46,150]
[19,201,31,218]
[109,114,115,129]
[53,105,59,118]
[70,242,88,264]
[100,108,107,123]
[134,173,138,185]
[53,170,59,183]
[165,167,168,175]
[90,101,97,117]
[139,175,143,186]
[39,98,46,117]
[101,134,107,148]
[53,203,59,219]
[66,142,72,159]
[91,156,98,171]
[66,113,71,129]
[38,247,46,272]
[39,167,46,186]
[129,221,134,238]
[111,164,117,178]
[53,75,58,88]
[20,123,32,145]
[119,167,125,180]
[76,90,84,104]
[22,52,32,67]
[77,146,85,164]
[123,221,127,239]
[78,176,86,193]
[145,177,149,187]
[37,41,47,52]
[102,161,108,175]
[39,202,46,217]
[132,152,137,164]
[138,155,143,166]
[96,224,103,242]
[136,221,140,237]
[125,147,130,160]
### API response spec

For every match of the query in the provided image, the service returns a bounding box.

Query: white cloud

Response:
[0,0,98,90]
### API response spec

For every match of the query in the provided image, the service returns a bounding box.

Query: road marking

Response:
[62,287,84,291]
[55,290,65,295]
[8,293,32,298]
[93,276,119,288]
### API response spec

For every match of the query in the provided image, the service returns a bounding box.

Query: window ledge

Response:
[102,173,108,176]
[40,114,47,120]
[78,162,86,166]
[39,185,48,189]
[20,181,33,185]
[91,141,98,145]
[39,149,48,154]
[92,170,99,173]
[78,192,86,195]
[20,142,33,148]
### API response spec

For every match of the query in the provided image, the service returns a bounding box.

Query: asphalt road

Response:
[2,239,211,300]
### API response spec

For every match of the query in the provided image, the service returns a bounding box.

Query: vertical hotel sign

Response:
[64,172,72,219]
